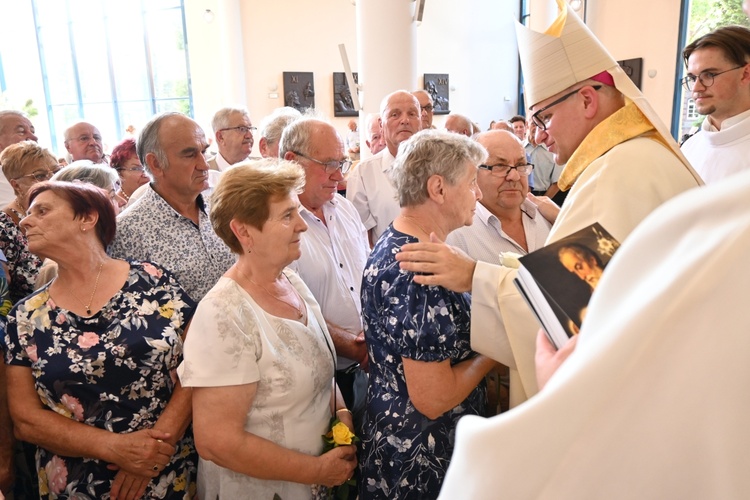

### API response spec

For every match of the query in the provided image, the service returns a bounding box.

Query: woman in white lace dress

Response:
[178,159,356,500]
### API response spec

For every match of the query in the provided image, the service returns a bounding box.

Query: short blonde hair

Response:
[210,158,306,254]
[0,140,57,181]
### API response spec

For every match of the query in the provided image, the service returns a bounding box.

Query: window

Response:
[685,98,701,120]
[31,0,192,153]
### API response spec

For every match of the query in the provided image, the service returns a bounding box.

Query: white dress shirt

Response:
[346,148,400,243]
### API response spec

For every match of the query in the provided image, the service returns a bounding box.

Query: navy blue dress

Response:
[2,262,198,499]
[358,226,486,499]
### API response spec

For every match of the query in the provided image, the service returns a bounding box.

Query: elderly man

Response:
[345,119,360,161]
[447,130,551,260]
[347,90,421,245]
[0,110,38,205]
[397,0,702,407]
[525,120,562,198]
[412,89,435,129]
[208,107,255,171]
[109,112,235,302]
[445,113,473,137]
[64,121,106,163]
[681,25,750,184]
[364,112,386,155]
[257,106,301,158]
[281,118,370,430]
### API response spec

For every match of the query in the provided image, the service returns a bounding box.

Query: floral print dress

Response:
[359,226,487,500]
[0,211,42,305]
[1,261,198,499]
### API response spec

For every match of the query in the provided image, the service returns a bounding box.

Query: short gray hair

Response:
[211,107,251,134]
[52,160,119,190]
[137,112,181,174]
[392,129,487,207]
[278,116,329,158]
[259,107,302,150]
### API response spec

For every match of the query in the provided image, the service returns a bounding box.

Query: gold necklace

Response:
[239,268,304,319]
[401,215,431,237]
[69,261,104,315]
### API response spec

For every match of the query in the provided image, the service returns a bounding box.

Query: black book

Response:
[513,222,620,349]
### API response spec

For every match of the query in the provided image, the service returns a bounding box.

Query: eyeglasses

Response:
[681,66,744,91]
[292,151,352,175]
[478,163,534,177]
[531,85,602,131]
[15,167,62,182]
[421,104,434,113]
[69,134,102,143]
[219,125,257,135]
[117,166,146,173]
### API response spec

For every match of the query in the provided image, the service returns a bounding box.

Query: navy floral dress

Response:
[358,226,486,500]
[1,262,198,499]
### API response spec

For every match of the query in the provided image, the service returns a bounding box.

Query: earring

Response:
[81,226,86,232]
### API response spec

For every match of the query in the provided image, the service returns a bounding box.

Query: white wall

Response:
[586,0,683,128]
[1,0,685,154]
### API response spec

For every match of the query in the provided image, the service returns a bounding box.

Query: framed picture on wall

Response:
[617,58,643,89]
[333,72,358,117]
[283,72,315,111]
[423,73,450,114]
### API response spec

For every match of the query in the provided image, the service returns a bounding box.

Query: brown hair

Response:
[683,25,750,68]
[27,181,117,247]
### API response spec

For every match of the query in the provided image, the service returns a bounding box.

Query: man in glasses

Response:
[63,121,106,163]
[397,0,702,408]
[412,89,435,130]
[208,107,257,172]
[681,25,750,184]
[281,118,370,433]
[447,130,551,263]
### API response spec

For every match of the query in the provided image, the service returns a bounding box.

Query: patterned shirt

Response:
[0,211,42,305]
[108,184,236,302]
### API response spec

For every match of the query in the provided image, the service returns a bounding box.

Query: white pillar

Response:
[356,0,417,160]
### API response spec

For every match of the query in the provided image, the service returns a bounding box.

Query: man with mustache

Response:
[446,130,551,262]
[681,25,750,184]
[64,121,106,163]
[208,107,256,171]
[347,90,421,246]
[109,112,235,302]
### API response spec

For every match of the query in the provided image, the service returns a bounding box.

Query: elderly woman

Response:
[109,138,149,204]
[178,159,356,499]
[0,141,58,304]
[1,181,198,499]
[359,130,498,499]
[34,162,128,287]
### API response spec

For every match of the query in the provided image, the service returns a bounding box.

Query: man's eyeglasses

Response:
[478,163,534,177]
[531,85,602,131]
[293,152,352,175]
[681,66,744,91]
[15,167,62,182]
[219,125,257,135]
[421,104,434,113]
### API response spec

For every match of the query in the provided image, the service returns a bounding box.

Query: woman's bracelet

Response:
[336,408,352,416]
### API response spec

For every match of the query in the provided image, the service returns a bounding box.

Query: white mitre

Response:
[514,0,692,169]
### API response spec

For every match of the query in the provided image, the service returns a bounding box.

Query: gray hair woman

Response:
[358,129,498,499]
[178,158,356,499]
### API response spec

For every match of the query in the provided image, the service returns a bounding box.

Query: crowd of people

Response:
[0,1,750,499]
